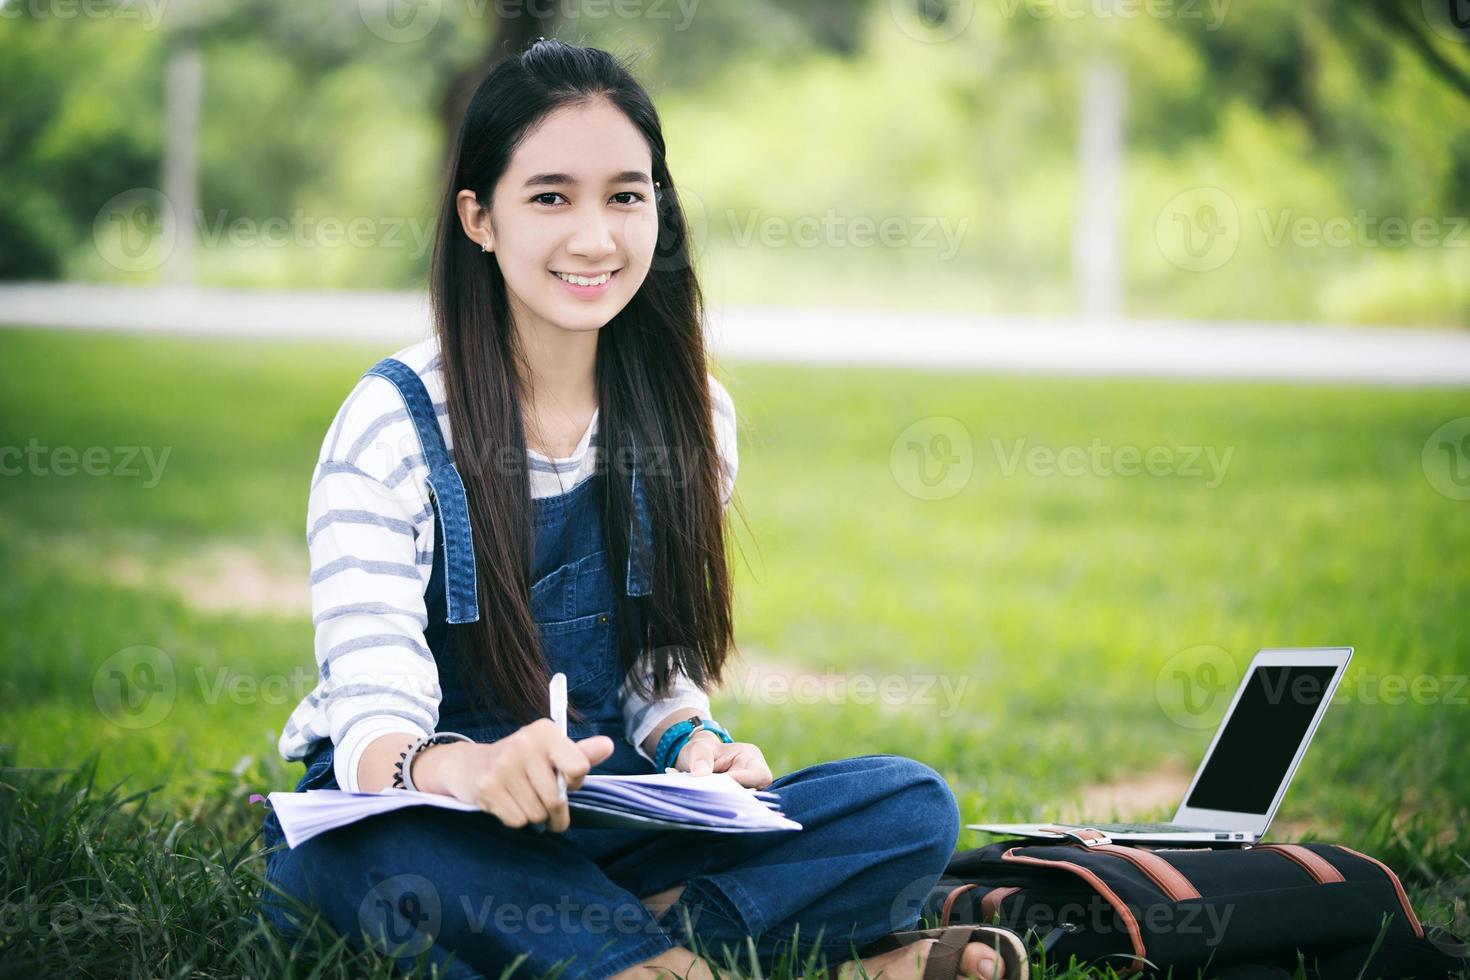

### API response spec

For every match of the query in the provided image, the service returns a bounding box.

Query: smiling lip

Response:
[551,268,619,297]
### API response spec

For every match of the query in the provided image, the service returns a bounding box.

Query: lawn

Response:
[1,326,1467,978]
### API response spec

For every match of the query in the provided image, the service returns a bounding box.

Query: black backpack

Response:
[922,834,1468,978]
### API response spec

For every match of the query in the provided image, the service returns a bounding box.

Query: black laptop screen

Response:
[1184,664,1339,814]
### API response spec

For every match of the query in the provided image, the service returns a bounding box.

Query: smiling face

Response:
[458,98,660,339]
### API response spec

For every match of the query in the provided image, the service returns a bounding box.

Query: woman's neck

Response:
[513,314,600,454]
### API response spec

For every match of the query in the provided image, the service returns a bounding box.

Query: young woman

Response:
[259,39,1016,980]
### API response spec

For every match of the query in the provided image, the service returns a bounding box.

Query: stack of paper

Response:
[267,771,802,848]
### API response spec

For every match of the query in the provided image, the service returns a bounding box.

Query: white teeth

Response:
[554,271,611,286]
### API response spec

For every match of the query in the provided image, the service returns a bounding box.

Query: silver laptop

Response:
[969,647,1353,845]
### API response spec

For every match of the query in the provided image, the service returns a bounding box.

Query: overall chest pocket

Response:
[530,550,619,701]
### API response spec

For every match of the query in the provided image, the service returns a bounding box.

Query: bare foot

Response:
[843,936,1002,980]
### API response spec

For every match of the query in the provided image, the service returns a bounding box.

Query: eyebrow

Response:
[522,170,652,188]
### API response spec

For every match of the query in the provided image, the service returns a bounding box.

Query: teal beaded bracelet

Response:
[654,716,732,771]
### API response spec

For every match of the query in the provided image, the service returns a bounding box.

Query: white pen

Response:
[550,671,568,804]
[531,672,568,835]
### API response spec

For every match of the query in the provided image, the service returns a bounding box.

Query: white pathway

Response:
[2,282,1468,385]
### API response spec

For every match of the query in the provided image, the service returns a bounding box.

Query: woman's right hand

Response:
[426,720,614,833]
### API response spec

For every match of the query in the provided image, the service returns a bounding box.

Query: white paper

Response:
[268,771,802,848]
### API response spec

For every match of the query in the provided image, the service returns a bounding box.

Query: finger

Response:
[682,735,717,776]
[726,768,773,789]
[550,742,592,790]
[525,754,565,818]
[504,767,550,826]
[575,735,615,766]
[724,749,771,788]
[710,744,739,772]
[525,758,570,833]
[481,781,530,828]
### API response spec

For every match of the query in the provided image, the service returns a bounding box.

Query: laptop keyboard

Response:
[1084,821,1220,834]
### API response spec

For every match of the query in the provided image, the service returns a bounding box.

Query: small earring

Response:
[481,239,490,253]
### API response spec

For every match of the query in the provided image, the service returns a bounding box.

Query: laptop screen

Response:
[1185,664,1340,814]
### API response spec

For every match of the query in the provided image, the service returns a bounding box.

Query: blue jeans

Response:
[259,753,960,979]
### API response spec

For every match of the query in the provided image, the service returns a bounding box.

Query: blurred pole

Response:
[163,41,203,285]
[1073,54,1125,323]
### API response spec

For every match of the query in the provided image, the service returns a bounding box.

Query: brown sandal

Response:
[863,923,1031,980]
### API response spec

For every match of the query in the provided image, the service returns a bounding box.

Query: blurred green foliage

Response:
[2,0,1467,323]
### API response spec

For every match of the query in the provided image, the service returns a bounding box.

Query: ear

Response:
[455,189,493,252]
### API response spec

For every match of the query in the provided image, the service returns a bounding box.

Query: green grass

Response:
[1,326,1467,977]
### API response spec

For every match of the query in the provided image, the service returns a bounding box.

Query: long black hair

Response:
[427,38,734,725]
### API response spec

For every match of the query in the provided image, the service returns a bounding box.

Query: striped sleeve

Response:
[618,371,739,763]
[709,372,739,508]
[298,375,444,792]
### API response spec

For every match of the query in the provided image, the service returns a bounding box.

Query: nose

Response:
[565,204,617,263]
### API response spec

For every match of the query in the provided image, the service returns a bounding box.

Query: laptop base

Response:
[967,822,1255,845]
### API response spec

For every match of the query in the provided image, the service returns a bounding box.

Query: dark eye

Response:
[532,192,566,206]
[612,191,646,205]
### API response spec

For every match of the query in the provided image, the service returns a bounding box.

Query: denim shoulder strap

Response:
[363,357,480,624]
[626,434,654,598]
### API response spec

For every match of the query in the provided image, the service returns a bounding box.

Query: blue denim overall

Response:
[259,357,962,979]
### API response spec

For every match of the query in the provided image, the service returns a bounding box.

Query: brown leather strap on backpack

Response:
[938,884,977,927]
[1256,844,1346,884]
[979,886,1021,923]
[1090,844,1203,901]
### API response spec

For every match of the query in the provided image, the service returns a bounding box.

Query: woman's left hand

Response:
[677,731,772,789]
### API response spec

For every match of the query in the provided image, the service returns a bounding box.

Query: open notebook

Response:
[267,770,802,848]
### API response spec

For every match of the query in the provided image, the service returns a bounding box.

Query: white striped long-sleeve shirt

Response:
[277,336,739,792]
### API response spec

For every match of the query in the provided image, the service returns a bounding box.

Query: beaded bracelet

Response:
[393,731,472,791]
[654,717,732,772]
